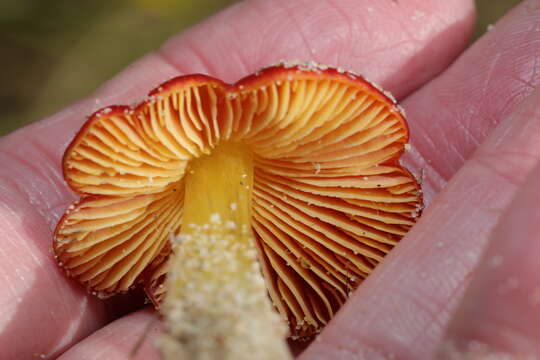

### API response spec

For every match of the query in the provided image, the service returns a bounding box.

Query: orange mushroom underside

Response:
[53,61,422,337]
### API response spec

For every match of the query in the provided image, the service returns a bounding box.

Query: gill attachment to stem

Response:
[159,142,291,360]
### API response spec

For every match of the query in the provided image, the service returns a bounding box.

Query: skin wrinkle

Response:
[381,1,461,82]
[508,34,540,90]
[408,83,466,195]
[270,0,351,69]
[47,286,87,356]
[482,89,516,133]
[405,105,453,192]
[18,227,46,271]
[0,201,98,358]
[0,167,27,210]
[8,203,49,276]
[0,154,51,211]
[404,1,540,188]
[388,13,422,48]
[433,99,469,169]
[317,322,394,360]
[415,275,460,318]
[58,310,161,360]
[169,18,306,84]
[482,72,533,129]
[468,152,539,188]
[281,1,318,63]
[402,293,448,346]
[236,1,268,62]
[519,107,540,137]
[529,44,539,83]
[388,248,463,316]
[26,101,86,132]
[0,236,14,285]
[490,25,540,107]
[28,138,72,208]
[357,296,433,359]
[350,9,373,55]
[479,52,501,104]
[92,53,180,106]
[509,72,538,91]
[0,146,69,224]
[381,0,429,47]
[31,138,66,186]
[404,129,445,201]
[322,0,358,67]
[326,0,372,71]
[409,273,471,351]
[363,39,420,59]
[1,214,40,284]
[493,27,540,89]
[449,138,467,165]
[155,48,201,80]
[225,0,268,72]
[487,96,540,152]
[452,109,481,148]
[179,36,221,78]
[0,138,77,228]
[394,243,470,332]
[221,8,257,77]
[441,163,540,357]
[402,214,474,345]
[410,304,451,353]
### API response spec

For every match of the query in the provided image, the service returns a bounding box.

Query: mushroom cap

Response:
[54,62,422,336]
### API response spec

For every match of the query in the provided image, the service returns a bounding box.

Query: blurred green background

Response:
[0,0,522,136]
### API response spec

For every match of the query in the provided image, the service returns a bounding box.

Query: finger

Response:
[0,0,475,358]
[301,70,540,359]
[402,0,540,202]
[57,310,161,360]
[159,0,475,96]
[438,154,540,358]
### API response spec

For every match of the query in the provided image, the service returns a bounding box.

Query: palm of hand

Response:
[1,1,540,359]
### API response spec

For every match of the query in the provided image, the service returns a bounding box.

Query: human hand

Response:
[1,0,539,359]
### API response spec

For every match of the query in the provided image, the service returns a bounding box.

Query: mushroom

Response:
[53,61,422,359]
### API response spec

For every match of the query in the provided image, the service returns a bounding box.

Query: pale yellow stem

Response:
[160,142,291,360]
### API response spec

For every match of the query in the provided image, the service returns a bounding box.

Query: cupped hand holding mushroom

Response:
[53,62,421,358]
[8,1,540,359]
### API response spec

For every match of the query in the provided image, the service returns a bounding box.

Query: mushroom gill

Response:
[54,62,422,349]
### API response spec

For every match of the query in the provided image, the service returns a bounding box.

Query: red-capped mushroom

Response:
[54,61,422,359]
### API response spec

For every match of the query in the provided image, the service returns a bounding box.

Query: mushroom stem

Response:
[160,142,291,360]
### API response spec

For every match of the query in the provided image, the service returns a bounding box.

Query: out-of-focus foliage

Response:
[0,0,236,135]
[0,0,522,136]
[474,0,521,40]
